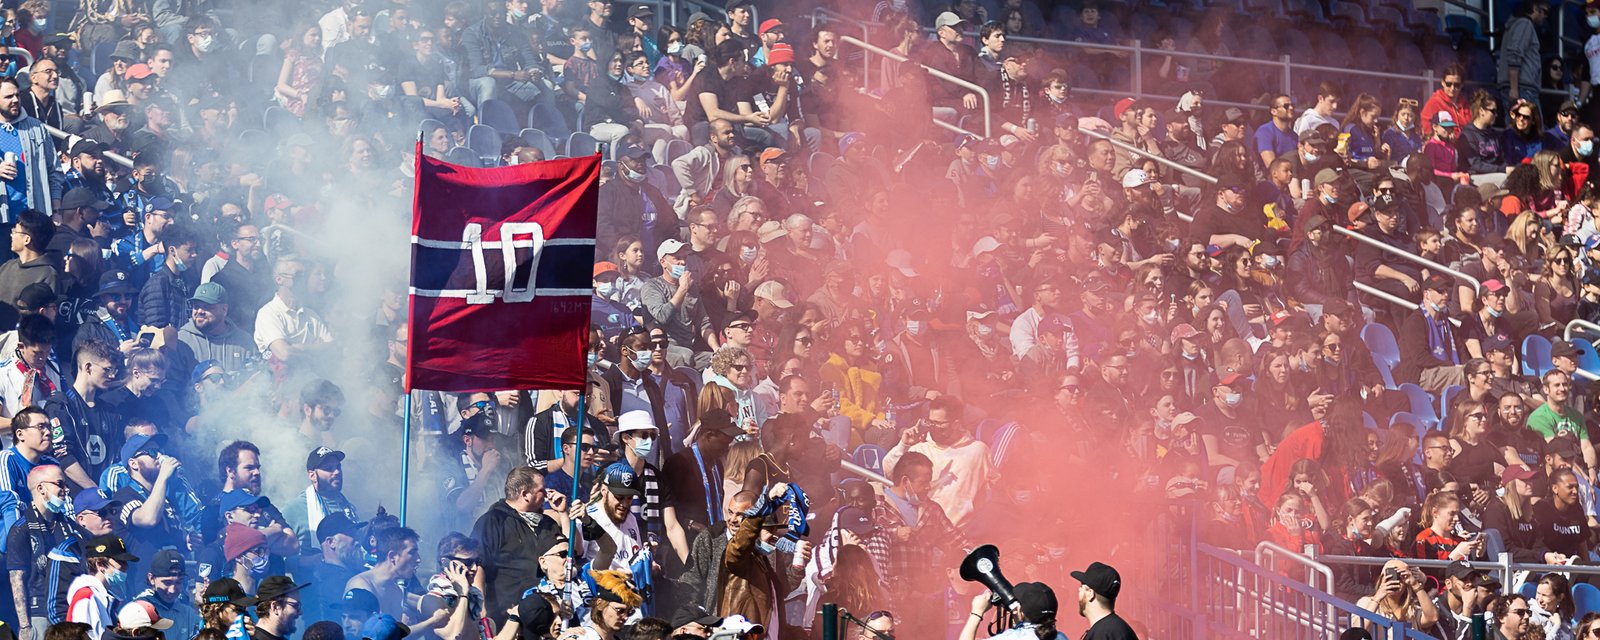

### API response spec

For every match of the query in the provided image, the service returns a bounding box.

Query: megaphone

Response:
[960,544,1017,609]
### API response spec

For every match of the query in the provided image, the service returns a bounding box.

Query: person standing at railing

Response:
[1326,498,1384,603]
[1498,1,1548,111]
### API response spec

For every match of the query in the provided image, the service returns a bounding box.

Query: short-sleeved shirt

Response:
[6,507,71,616]
[1255,122,1298,158]
[1527,403,1586,441]
[683,68,738,126]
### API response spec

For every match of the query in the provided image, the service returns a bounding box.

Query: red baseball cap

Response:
[758,18,783,35]
[766,43,795,65]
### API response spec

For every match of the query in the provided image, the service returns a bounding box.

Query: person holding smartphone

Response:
[1355,559,1439,632]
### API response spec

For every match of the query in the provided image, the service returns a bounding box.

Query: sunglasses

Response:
[730,364,750,372]
[1442,81,1461,88]
[1061,385,1082,393]
[727,323,752,331]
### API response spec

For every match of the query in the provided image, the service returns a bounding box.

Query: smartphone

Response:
[137,330,154,349]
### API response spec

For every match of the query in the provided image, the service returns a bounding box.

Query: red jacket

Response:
[1421,89,1470,130]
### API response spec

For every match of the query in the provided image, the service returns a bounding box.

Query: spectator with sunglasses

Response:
[1422,65,1472,133]
[471,467,565,627]
[415,533,489,640]
[1503,100,1546,165]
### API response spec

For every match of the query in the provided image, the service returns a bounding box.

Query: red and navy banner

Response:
[406,147,598,392]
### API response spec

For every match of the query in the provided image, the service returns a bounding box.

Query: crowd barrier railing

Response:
[1311,552,1516,595]
[1197,542,1440,639]
[44,124,134,169]
[1330,226,1482,297]
[839,35,992,139]
[809,9,875,86]
[1562,319,1600,382]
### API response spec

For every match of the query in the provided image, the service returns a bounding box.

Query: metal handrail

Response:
[43,124,134,169]
[1330,226,1482,295]
[1255,541,1336,594]
[809,8,873,85]
[840,35,992,138]
[1198,543,1439,639]
[1313,552,1515,596]
[1564,318,1600,343]
[1076,125,1218,188]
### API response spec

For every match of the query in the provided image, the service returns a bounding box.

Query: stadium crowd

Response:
[0,0,1591,637]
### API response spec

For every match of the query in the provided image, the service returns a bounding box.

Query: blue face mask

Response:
[247,553,269,577]
[740,247,758,263]
[1487,306,1503,318]
[630,348,652,370]
[45,496,66,514]
[1581,140,1595,158]
[1304,152,1319,163]
[983,156,999,170]
[1428,300,1447,314]
[587,352,599,368]
[105,568,127,589]
[596,281,616,297]
[670,264,686,279]
[631,435,655,459]
[1223,392,1242,407]
[173,257,189,272]
[579,41,594,53]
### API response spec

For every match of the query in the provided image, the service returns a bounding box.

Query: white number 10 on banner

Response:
[465,221,543,304]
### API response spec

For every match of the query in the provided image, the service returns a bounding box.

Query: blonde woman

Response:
[1354,559,1440,631]
[721,440,760,499]
[1506,210,1554,264]
[1535,245,1579,330]
[709,155,756,221]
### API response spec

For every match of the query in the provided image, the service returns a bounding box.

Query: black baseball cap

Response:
[602,462,642,497]
[1071,561,1123,600]
[670,604,722,630]
[61,187,112,212]
[835,506,874,537]
[336,589,379,615]
[1012,582,1058,624]
[459,413,494,438]
[255,576,309,602]
[628,4,653,18]
[316,512,365,542]
[149,549,185,578]
[202,578,257,607]
[97,269,136,296]
[84,535,138,562]
[69,139,106,157]
[306,446,346,471]
[699,408,744,438]
[16,282,58,309]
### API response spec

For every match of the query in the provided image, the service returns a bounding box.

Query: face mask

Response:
[1142,311,1160,324]
[1167,238,1182,251]
[1298,361,1312,372]
[105,568,127,588]
[194,35,218,53]
[740,247,758,263]
[1427,300,1446,314]
[1223,392,1242,407]
[975,324,994,337]
[631,436,655,459]
[1012,490,1034,504]
[1581,140,1595,158]
[1589,14,1600,28]
[630,348,652,370]
[32,19,45,30]
[374,84,394,99]
[983,156,999,170]
[247,553,270,577]
[1052,162,1069,178]
[756,540,776,555]
[596,281,616,297]
[1487,306,1503,318]
[1304,152,1318,163]
[1182,350,1198,361]
[172,257,188,273]
[608,71,623,81]
[579,41,593,53]
[1048,93,1065,104]
[45,495,66,514]
[587,352,599,368]
[667,41,684,54]
[509,8,528,20]
[670,264,686,279]
[904,320,924,337]
[1262,255,1280,269]
[1322,192,1338,205]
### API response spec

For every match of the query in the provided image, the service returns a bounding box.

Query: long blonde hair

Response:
[1506,211,1549,258]
[1532,149,1565,192]
[723,440,761,485]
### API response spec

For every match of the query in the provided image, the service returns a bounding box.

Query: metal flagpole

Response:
[568,394,585,577]
[400,392,413,526]
[401,129,422,528]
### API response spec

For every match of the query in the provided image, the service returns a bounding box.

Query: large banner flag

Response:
[406,149,599,393]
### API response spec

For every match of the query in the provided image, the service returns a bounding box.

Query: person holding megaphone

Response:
[959,580,1065,640]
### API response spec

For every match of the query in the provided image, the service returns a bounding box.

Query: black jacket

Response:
[1285,241,1355,306]
[471,500,561,625]
[599,366,671,455]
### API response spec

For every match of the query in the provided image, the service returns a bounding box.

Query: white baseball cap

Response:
[885,249,919,277]
[754,280,794,308]
[1121,168,1155,188]
[656,239,687,262]
[716,615,765,635]
[118,601,174,631]
[972,236,1002,257]
[933,11,965,29]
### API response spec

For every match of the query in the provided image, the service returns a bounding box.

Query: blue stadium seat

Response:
[854,445,888,476]
[444,146,481,167]
[1573,339,1600,376]
[1519,581,1538,601]
[1439,384,1464,422]
[1362,412,1378,430]
[567,132,599,157]
[466,124,501,166]
[1522,335,1552,377]
[1575,583,1600,620]
[1361,323,1400,369]
[478,98,521,133]
[516,128,557,161]
[1397,383,1439,427]
[663,139,692,166]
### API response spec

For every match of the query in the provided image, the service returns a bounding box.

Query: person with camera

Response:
[960,581,1067,640]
